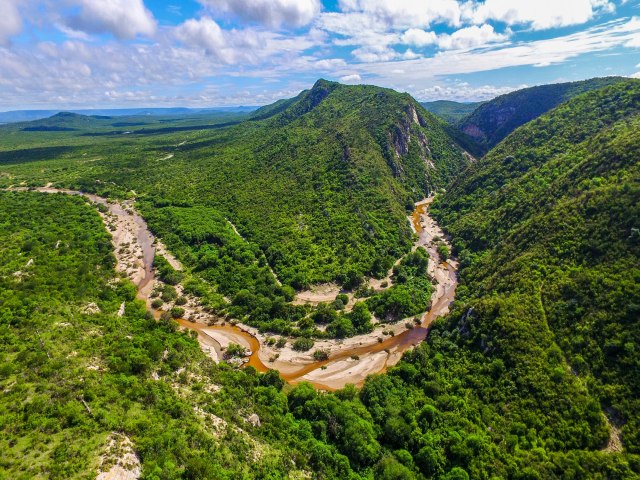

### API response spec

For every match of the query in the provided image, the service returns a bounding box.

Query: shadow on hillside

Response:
[0,146,74,165]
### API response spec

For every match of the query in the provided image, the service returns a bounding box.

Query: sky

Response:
[0,0,639,110]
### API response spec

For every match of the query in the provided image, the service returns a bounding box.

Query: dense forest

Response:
[1,77,639,478]
[452,77,626,156]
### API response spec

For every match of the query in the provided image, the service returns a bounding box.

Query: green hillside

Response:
[423,79,640,471]
[421,100,484,124]
[0,80,467,289]
[458,77,626,155]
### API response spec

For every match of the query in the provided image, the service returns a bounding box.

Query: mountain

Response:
[419,78,640,473]
[4,79,467,288]
[0,79,469,334]
[421,100,484,123]
[1,78,639,479]
[457,77,626,155]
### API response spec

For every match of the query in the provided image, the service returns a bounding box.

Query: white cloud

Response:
[627,35,640,47]
[351,45,398,62]
[174,17,319,64]
[175,17,227,57]
[198,0,321,28]
[65,0,157,40]
[338,0,462,28]
[437,24,508,50]
[340,73,362,83]
[415,82,524,101]
[314,58,348,69]
[630,72,640,78]
[462,0,612,30]
[401,28,437,47]
[0,0,22,46]
[357,17,640,82]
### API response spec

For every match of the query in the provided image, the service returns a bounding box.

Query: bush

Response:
[161,285,178,302]
[275,337,287,348]
[170,307,185,319]
[313,350,329,361]
[437,243,450,260]
[292,338,314,352]
[175,296,187,306]
[151,299,163,309]
[224,343,246,359]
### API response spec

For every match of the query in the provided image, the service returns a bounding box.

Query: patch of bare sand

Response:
[300,351,388,389]
[292,283,341,305]
[201,327,252,351]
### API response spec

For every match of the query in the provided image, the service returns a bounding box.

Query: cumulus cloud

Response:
[340,73,362,83]
[462,0,613,30]
[0,0,22,46]
[338,0,462,28]
[358,17,640,83]
[437,24,508,50]
[174,17,319,65]
[401,28,437,47]
[198,0,321,28]
[175,17,227,56]
[65,0,157,39]
[415,82,523,101]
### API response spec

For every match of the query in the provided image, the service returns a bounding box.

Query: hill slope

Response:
[458,77,626,155]
[421,100,483,123]
[428,79,640,458]
[1,80,468,289]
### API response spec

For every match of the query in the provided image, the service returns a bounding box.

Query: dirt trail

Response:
[9,187,456,390]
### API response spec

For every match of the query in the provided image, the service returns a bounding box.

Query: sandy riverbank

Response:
[12,187,456,390]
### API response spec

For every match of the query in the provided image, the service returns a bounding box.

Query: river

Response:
[14,187,456,390]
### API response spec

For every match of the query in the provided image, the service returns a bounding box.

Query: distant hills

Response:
[0,106,257,124]
[420,100,483,123]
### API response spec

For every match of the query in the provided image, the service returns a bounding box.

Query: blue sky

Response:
[0,0,639,109]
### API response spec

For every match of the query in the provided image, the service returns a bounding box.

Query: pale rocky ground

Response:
[96,434,141,480]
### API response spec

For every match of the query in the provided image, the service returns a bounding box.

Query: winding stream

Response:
[13,187,456,390]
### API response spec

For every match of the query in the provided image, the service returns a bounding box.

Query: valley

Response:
[11,186,456,390]
[1,77,639,479]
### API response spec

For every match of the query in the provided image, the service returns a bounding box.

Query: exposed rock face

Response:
[247,413,261,428]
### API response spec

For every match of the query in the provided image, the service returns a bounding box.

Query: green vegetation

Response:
[2,77,639,479]
[0,191,368,479]
[367,248,433,322]
[421,100,484,124]
[457,77,626,155]
[0,80,467,293]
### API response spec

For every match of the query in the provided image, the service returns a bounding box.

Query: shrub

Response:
[313,350,329,361]
[151,299,163,309]
[224,343,246,359]
[292,338,314,351]
[170,307,185,319]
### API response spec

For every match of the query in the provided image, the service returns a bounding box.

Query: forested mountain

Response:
[456,77,626,155]
[0,79,468,290]
[423,78,640,473]
[421,100,484,124]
